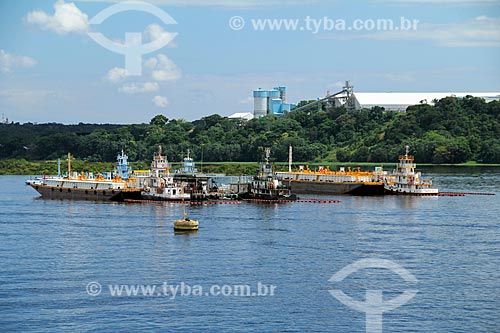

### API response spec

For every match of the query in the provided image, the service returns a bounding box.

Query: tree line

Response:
[1,96,499,164]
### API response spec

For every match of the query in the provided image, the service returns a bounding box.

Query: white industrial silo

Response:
[253,89,269,118]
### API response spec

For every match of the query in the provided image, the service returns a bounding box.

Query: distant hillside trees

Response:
[1,96,499,163]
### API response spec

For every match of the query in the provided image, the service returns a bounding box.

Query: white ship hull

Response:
[141,188,190,201]
[384,183,439,195]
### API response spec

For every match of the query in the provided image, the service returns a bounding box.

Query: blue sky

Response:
[0,0,499,124]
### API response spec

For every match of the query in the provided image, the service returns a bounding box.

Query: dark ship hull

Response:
[30,184,142,201]
[239,191,297,201]
[286,180,384,195]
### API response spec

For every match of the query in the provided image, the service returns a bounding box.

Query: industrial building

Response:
[228,82,499,120]
[351,92,500,111]
[293,81,500,113]
[253,87,296,117]
[228,112,254,121]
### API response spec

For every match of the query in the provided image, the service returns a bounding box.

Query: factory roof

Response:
[353,92,500,110]
[228,112,254,120]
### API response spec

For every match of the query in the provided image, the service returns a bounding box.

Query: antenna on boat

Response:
[405,145,410,158]
[67,153,72,177]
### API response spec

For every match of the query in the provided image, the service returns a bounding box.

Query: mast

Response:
[265,148,271,165]
[67,153,72,177]
[288,145,293,172]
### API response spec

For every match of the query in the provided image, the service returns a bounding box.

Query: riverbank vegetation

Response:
[1,96,499,174]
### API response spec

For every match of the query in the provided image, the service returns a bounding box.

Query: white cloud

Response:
[25,0,89,35]
[144,23,177,48]
[316,16,500,47]
[118,82,159,94]
[108,24,177,48]
[0,50,38,74]
[152,95,169,108]
[145,54,182,81]
[104,67,127,83]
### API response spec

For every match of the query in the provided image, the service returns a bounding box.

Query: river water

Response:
[0,169,499,332]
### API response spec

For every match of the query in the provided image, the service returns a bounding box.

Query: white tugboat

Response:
[384,146,438,195]
[141,146,191,201]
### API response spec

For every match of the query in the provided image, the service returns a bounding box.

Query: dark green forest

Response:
[1,96,500,165]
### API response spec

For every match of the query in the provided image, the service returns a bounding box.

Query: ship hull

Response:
[286,180,384,195]
[239,192,297,201]
[141,193,191,201]
[29,184,141,201]
[384,188,439,196]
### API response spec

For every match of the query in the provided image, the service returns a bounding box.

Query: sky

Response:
[0,0,499,124]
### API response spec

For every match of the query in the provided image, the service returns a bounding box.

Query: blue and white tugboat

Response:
[240,148,297,202]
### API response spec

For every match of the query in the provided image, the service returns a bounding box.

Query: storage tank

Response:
[270,98,283,114]
[275,86,286,103]
[268,89,280,98]
[253,89,268,118]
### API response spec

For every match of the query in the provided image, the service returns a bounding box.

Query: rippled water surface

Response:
[1,170,499,332]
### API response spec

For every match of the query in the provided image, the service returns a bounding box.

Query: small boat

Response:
[174,211,199,231]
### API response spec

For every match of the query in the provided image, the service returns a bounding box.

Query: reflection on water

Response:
[1,170,499,332]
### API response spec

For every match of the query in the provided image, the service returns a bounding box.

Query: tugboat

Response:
[240,148,297,202]
[175,149,198,174]
[384,146,438,195]
[141,146,191,201]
